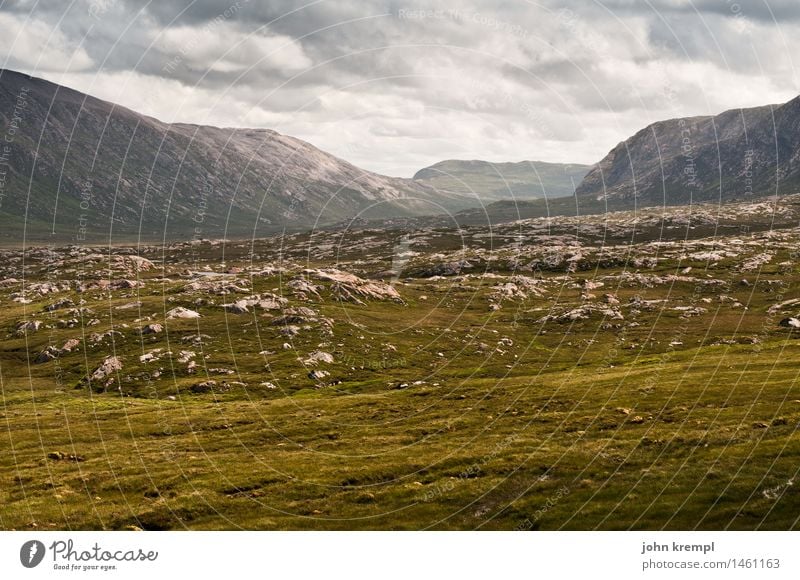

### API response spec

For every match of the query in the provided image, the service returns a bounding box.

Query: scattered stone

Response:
[35,347,60,364]
[223,300,250,314]
[304,350,334,365]
[190,380,217,394]
[166,307,200,319]
[45,297,75,311]
[90,356,123,383]
[177,351,196,364]
[15,320,42,336]
[304,269,403,303]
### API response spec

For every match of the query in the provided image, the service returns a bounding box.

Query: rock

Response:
[190,380,217,394]
[45,297,75,311]
[260,382,278,389]
[279,325,300,337]
[139,349,163,363]
[113,255,155,272]
[15,320,42,336]
[304,350,334,365]
[35,346,60,364]
[287,278,321,300]
[257,298,286,310]
[47,451,65,461]
[223,300,250,314]
[177,350,196,364]
[537,304,623,323]
[166,307,200,319]
[308,370,330,381]
[182,333,211,343]
[183,278,250,295]
[60,338,81,353]
[141,323,163,335]
[110,279,143,289]
[424,261,471,277]
[88,330,123,344]
[779,317,800,329]
[90,356,123,382]
[603,293,620,305]
[303,269,403,303]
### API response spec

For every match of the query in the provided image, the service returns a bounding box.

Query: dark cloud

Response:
[0,0,797,175]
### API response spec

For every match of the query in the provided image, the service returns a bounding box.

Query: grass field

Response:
[1,199,799,530]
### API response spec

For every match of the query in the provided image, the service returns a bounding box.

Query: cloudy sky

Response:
[1,0,798,176]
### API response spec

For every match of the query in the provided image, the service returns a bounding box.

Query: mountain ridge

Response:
[575,97,800,204]
[0,69,476,243]
[413,158,590,200]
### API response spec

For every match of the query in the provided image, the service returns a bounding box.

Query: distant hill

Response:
[575,97,800,204]
[413,159,590,201]
[0,69,475,243]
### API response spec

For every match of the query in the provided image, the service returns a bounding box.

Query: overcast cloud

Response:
[0,0,798,176]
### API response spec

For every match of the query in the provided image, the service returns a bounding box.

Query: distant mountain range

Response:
[2,68,799,244]
[413,159,590,200]
[576,97,800,204]
[0,69,475,243]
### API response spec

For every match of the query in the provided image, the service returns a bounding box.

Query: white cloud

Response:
[1,1,798,177]
[155,22,312,75]
[0,12,93,73]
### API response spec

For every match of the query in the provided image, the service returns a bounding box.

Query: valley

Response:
[1,196,799,530]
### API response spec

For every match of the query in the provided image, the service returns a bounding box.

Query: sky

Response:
[0,0,798,177]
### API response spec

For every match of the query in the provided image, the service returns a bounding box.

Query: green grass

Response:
[1,221,799,530]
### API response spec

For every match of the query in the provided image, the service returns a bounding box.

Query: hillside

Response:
[575,97,800,204]
[0,69,474,244]
[414,159,590,201]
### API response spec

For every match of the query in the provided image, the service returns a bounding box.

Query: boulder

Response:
[779,317,800,329]
[166,307,200,319]
[90,355,123,382]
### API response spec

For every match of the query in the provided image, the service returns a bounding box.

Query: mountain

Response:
[576,97,800,204]
[413,159,590,200]
[0,69,474,243]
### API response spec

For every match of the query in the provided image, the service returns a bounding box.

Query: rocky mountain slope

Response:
[575,97,800,204]
[0,69,473,243]
[414,159,589,200]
